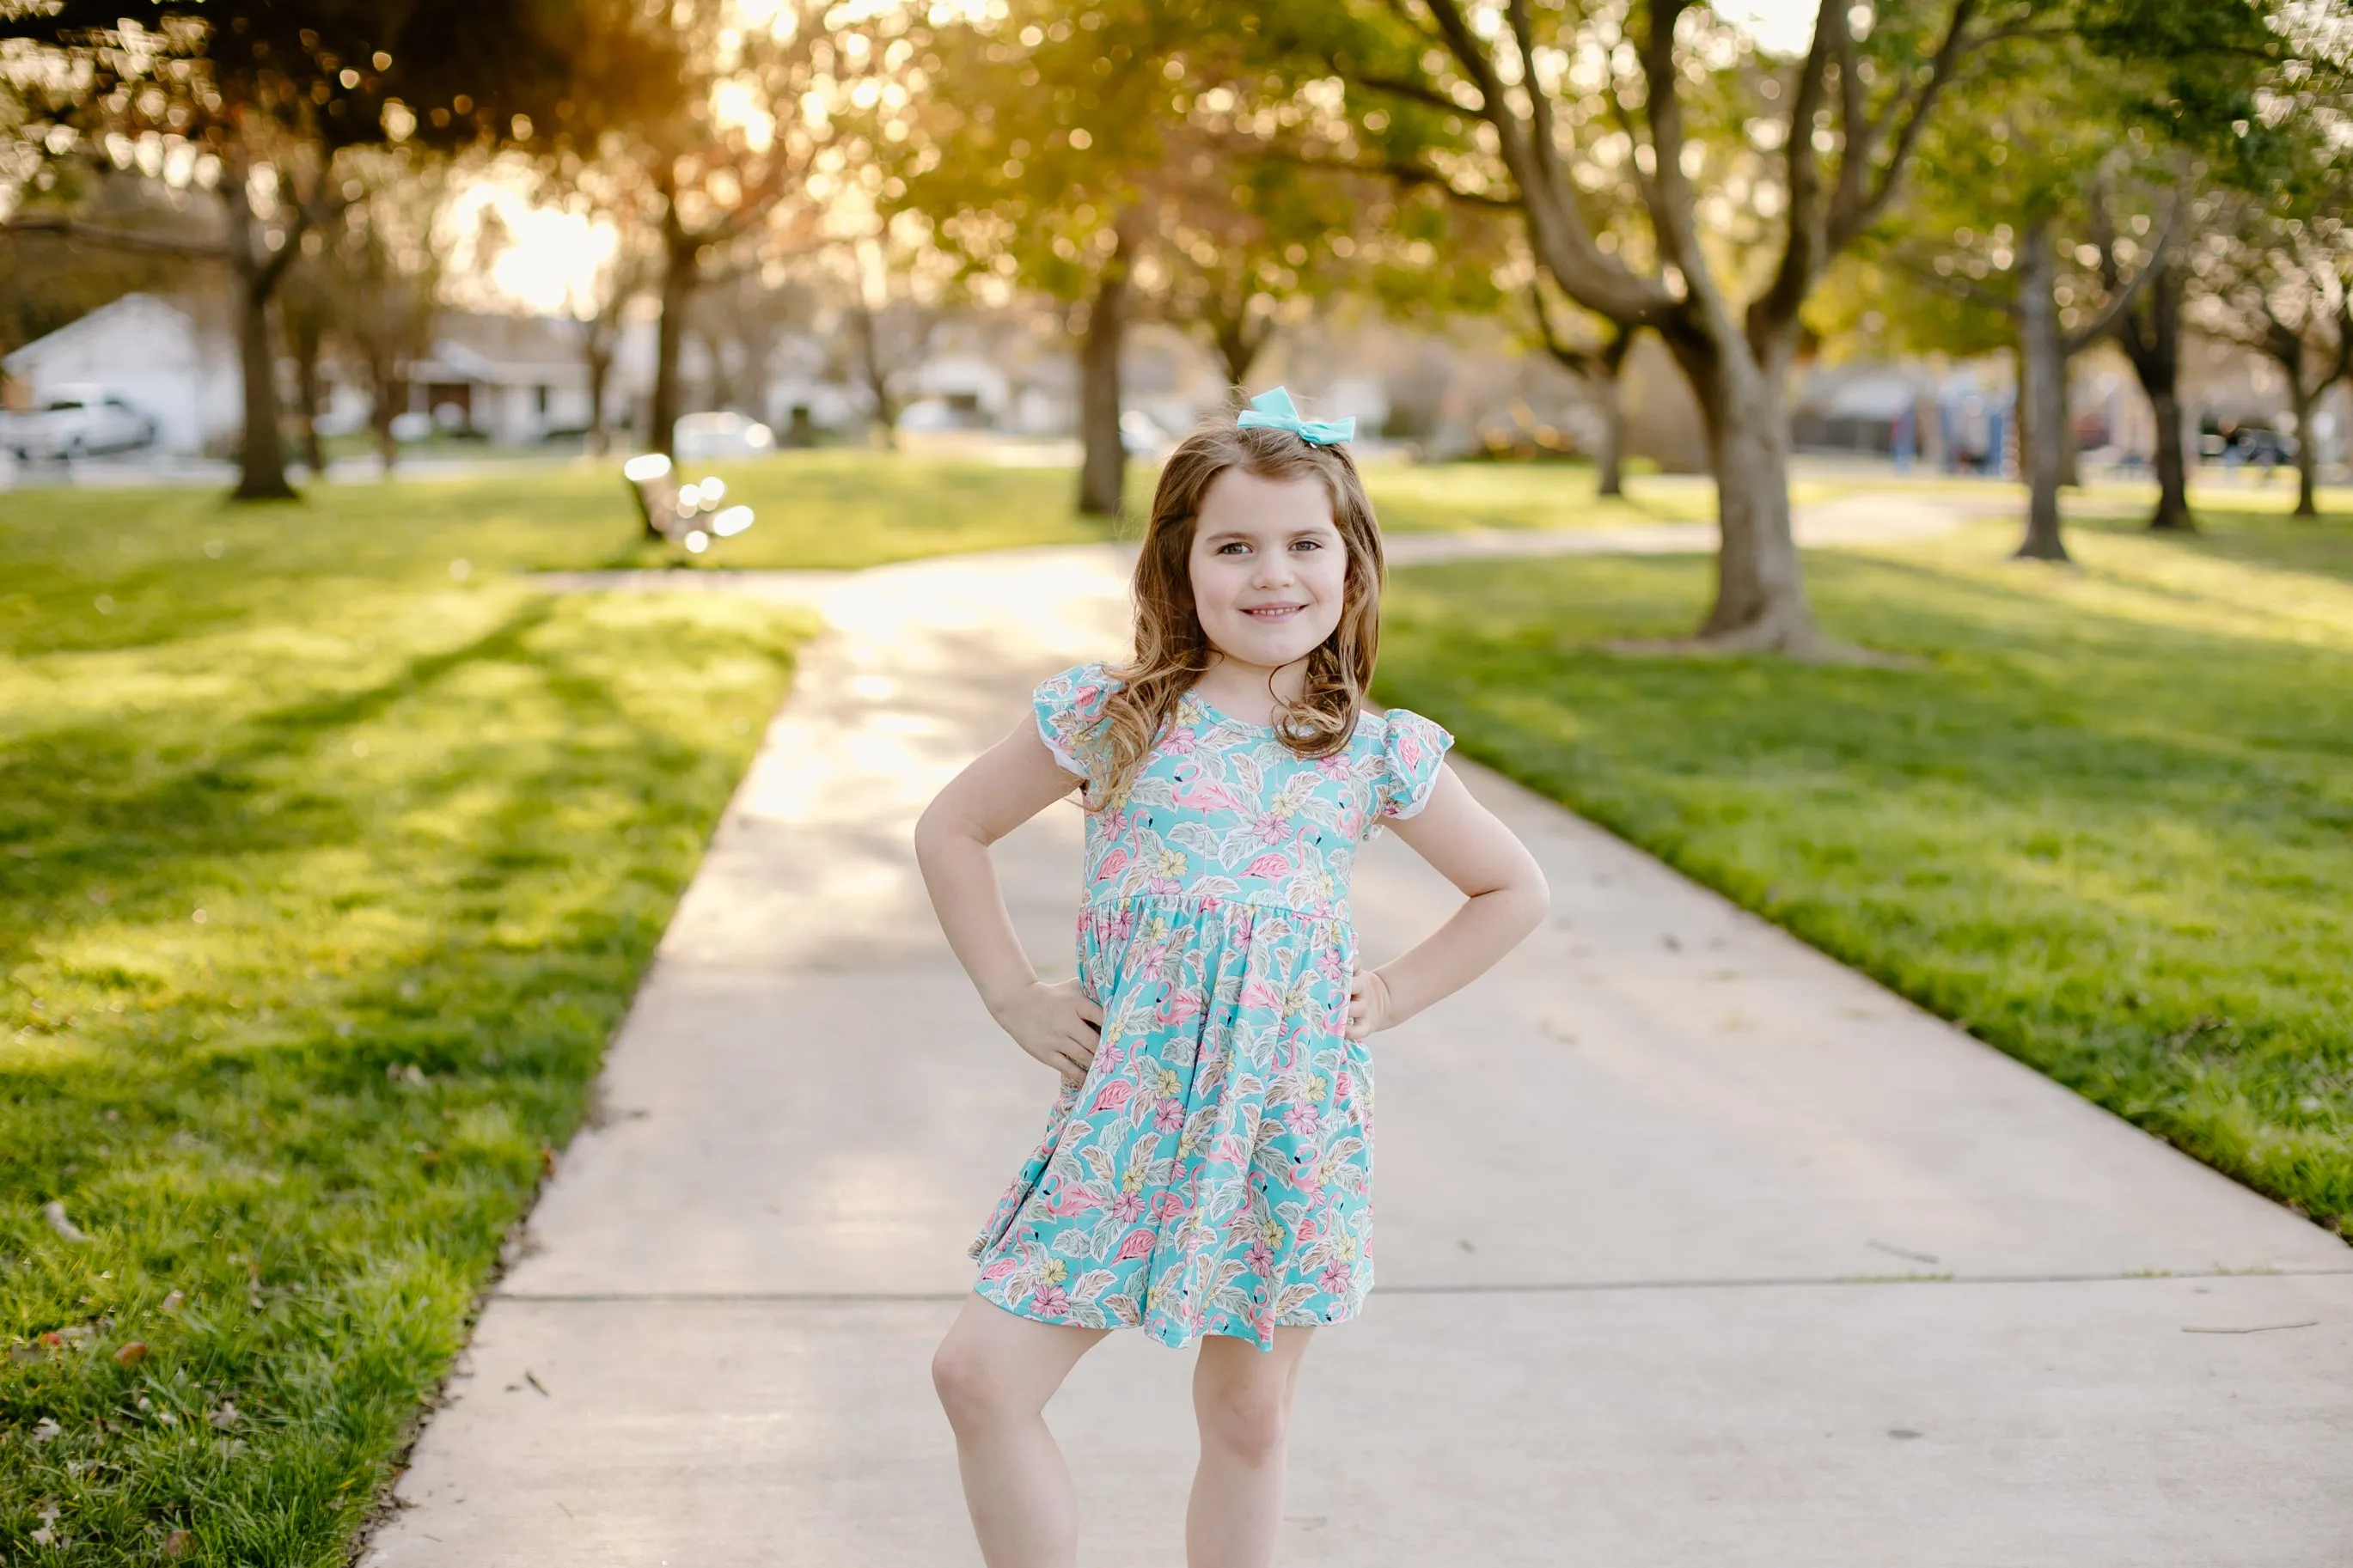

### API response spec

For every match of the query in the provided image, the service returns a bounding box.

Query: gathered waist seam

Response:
[1079,894,1351,921]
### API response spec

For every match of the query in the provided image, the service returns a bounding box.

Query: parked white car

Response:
[6,387,159,461]
[673,412,775,460]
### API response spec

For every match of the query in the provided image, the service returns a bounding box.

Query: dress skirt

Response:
[969,894,1375,1351]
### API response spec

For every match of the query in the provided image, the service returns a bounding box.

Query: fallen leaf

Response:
[160,1290,185,1313]
[208,1401,238,1430]
[32,1417,61,1443]
[162,1528,193,1557]
[115,1340,150,1366]
[41,1201,91,1243]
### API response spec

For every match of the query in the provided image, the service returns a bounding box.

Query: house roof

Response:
[3,292,193,374]
[427,311,587,375]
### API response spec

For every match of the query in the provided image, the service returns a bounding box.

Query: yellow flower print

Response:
[1043,1258,1069,1284]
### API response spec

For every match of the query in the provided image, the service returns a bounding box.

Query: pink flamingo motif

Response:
[1042,1186,1106,1218]
[1170,765,1240,814]
[1115,1228,1157,1261]
[1242,851,1292,880]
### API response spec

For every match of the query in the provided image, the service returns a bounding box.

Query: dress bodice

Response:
[1032,662,1452,923]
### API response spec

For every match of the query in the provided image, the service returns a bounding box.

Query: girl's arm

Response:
[914,719,1107,1086]
[1347,765,1549,1039]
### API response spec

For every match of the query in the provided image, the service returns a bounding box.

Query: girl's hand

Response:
[1345,966,1395,1040]
[989,978,1105,1088]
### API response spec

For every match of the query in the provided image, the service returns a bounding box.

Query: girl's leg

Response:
[931,1294,1109,1568]
[1186,1327,1315,1568]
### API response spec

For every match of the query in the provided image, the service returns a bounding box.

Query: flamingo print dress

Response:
[969,662,1452,1351]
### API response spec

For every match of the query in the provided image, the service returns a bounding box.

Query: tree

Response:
[555,0,861,460]
[319,150,449,473]
[2,0,613,499]
[2193,196,2353,518]
[831,225,949,448]
[2075,0,2334,530]
[1879,34,2186,562]
[2093,191,2195,529]
[1247,0,2051,653]
[889,0,1198,516]
[1529,283,1637,495]
[888,1,1445,516]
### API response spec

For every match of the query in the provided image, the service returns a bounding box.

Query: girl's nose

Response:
[1250,554,1294,589]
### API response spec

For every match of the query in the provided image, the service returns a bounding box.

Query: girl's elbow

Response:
[1514,860,1551,930]
[912,798,960,862]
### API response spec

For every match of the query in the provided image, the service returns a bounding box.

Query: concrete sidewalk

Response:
[368,533,2353,1567]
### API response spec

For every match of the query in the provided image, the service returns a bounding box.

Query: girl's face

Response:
[1187,467,1349,672]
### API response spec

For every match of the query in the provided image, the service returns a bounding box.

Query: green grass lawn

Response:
[0,487,816,1563]
[1376,503,2353,1238]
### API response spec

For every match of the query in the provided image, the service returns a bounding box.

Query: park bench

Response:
[622,452,755,555]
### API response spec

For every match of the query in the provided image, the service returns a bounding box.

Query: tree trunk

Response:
[2116,259,2191,532]
[365,351,400,476]
[585,339,614,458]
[2288,375,2320,518]
[1211,308,1266,390]
[2014,221,2069,562]
[223,180,296,502]
[1662,323,1822,651]
[1076,225,1134,519]
[2058,394,2080,489]
[647,204,699,477]
[1593,329,1634,498]
[855,301,900,450]
[292,327,327,477]
[2148,385,2191,531]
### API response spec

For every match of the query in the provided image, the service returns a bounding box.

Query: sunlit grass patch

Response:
[2,489,813,1563]
[1376,506,2353,1237]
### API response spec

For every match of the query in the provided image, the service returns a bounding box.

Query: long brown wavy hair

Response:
[1085,416,1386,808]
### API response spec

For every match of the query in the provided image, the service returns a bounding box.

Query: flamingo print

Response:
[969,661,1453,1351]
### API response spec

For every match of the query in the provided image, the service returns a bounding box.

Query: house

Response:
[2,293,238,455]
[401,312,597,443]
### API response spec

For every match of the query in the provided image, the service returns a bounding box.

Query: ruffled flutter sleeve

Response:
[1032,661,1119,783]
[1376,709,1454,821]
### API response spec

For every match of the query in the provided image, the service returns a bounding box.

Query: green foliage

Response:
[0,482,812,1564]
[1378,502,2353,1240]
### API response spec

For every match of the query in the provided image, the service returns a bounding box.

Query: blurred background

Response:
[3,0,2346,528]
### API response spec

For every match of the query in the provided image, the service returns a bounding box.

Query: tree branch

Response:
[1507,0,1565,196]
[1354,71,1470,118]
[4,213,226,260]
[1748,1,1839,346]
[1830,0,1980,252]
[1421,0,1507,121]
[2063,182,2187,354]
[1634,0,1709,290]
[1890,247,2020,318]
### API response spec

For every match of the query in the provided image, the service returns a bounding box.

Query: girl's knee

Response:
[932,1333,1034,1431]
[930,1337,997,1427]
[1196,1377,1292,1466]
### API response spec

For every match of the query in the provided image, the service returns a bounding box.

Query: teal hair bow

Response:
[1236,386,1354,446]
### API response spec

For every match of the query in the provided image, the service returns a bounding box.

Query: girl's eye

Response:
[1291,539,1323,552]
[1217,541,1250,554]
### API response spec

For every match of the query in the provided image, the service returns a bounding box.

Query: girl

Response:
[914,388,1549,1568]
